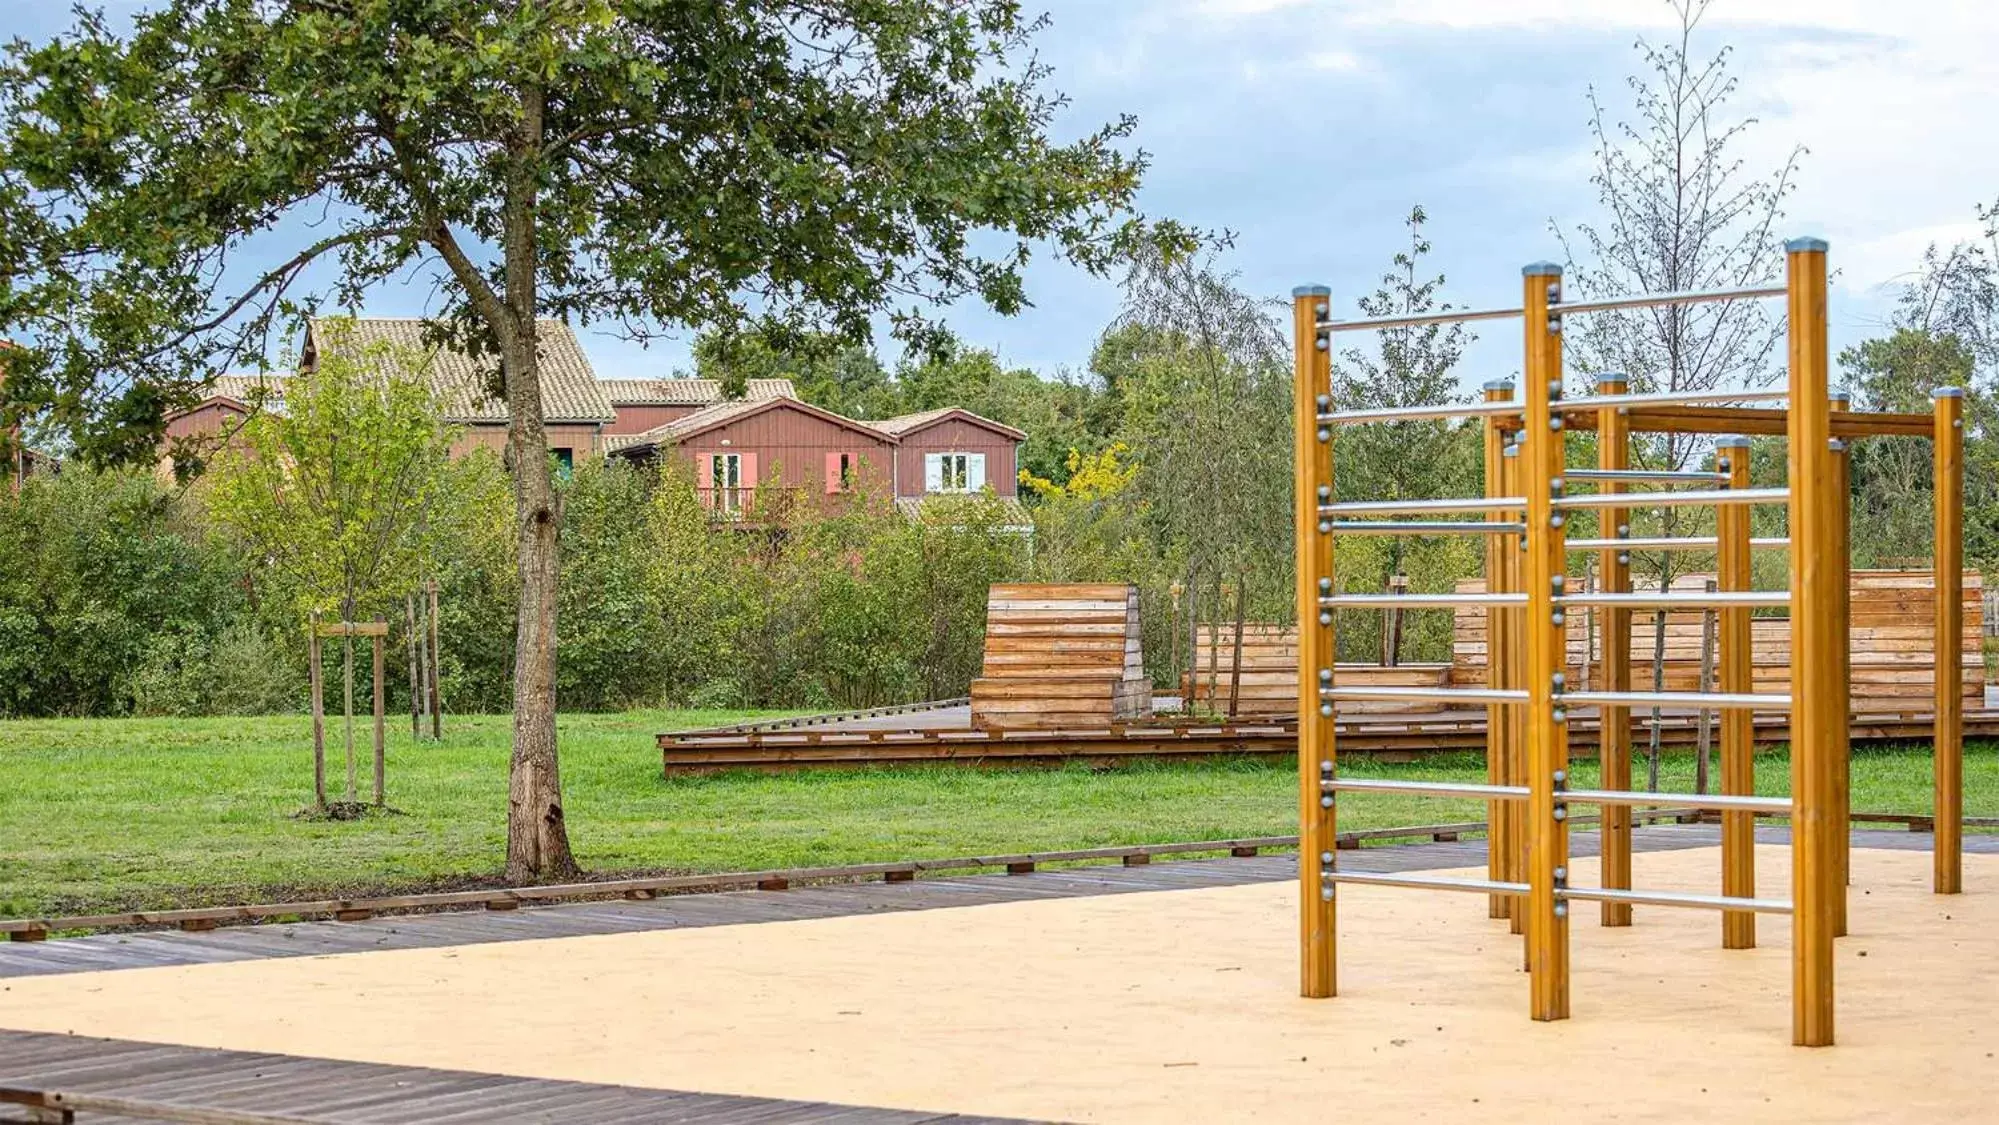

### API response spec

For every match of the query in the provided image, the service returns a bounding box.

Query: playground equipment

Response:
[969,584,1151,730]
[1293,239,1967,1047]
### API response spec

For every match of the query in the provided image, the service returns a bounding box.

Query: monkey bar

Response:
[1291,236,1967,1048]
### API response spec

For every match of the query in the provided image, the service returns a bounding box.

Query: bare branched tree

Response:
[1552,0,1805,786]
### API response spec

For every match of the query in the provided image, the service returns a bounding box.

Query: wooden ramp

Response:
[969,583,1150,730]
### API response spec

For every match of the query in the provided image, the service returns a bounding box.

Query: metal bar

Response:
[1322,870,1531,896]
[1560,788,1793,814]
[1325,520,1526,536]
[1557,886,1793,914]
[1316,400,1522,426]
[1554,591,1789,609]
[1565,468,1728,483]
[1321,593,1526,609]
[1563,536,1791,551]
[1323,778,1530,800]
[1320,497,1525,516]
[1320,685,1530,705]
[1319,306,1525,333]
[1556,388,1788,411]
[1550,284,1787,317]
[1559,690,1791,710]
[1554,487,1788,510]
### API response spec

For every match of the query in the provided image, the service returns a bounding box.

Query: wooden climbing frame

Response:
[1294,236,1968,1047]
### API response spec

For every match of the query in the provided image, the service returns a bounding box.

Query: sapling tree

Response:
[208,325,457,810]
[1552,0,1804,785]
[0,2,1181,878]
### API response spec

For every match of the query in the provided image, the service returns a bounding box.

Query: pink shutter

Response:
[740,451,759,489]
[698,452,716,507]
[825,451,843,494]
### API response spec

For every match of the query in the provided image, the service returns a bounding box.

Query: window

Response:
[710,451,744,512]
[924,451,987,494]
[551,447,574,481]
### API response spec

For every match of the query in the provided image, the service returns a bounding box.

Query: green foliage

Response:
[206,324,459,621]
[0,468,242,717]
[0,1,1184,467]
[557,458,674,710]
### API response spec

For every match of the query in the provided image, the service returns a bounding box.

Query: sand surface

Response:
[3,845,1995,1123]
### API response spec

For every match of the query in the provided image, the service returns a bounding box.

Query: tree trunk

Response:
[1647,607,1666,791]
[499,85,578,883]
[1694,582,1717,795]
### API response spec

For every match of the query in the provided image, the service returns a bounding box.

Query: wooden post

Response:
[1829,389,1852,937]
[1786,236,1835,1047]
[406,593,422,739]
[1483,379,1514,920]
[372,629,387,808]
[1717,435,1756,949]
[1522,261,1569,1022]
[426,580,443,739]
[308,613,327,811]
[1502,437,1526,937]
[1596,374,1633,928]
[1934,386,1965,894]
[1293,285,1337,998]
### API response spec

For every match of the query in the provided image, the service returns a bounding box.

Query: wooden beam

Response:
[1522,262,1569,1022]
[1502,435,1526,937]
[1502,405,1932,439]
[1717,435,1756,949]
[1293,284,1337,999]
[313,621,390,638]
[1787,237,1836,1047]
[1934,388,1965,894]
[1596,376,1633,929]
[1831,394,1853,936]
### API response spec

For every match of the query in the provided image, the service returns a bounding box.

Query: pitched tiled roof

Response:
[871,407,1026,441]
[305,318,615,423]
[608,394,892,457]
[598,377,795,405]
[894,494,1033,529]
[208,372,289,404]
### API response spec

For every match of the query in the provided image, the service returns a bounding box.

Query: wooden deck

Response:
[3,829,1990,1122]
[659,702,1999,772]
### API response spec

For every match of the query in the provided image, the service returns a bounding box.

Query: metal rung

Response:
[1315,401,1521,426]
[1321,593,1526,609]
[1558,690,1791,710]
[1549,284,1787,318]
[1554,591,1789,609]
[1321,870,1530,896]
[1564,468,1728,484]
[1320,497,1524,516]
[1554,487,1788,510]
[1318,306,1526,333]
[1325,521,1527,536]
[1556,388,1788,411]
[1322,778,1530,800]
[1559,788,1792,814]
[1557,886,1793,915]
[1320,686,1530,705]
[1565,536,1791,551]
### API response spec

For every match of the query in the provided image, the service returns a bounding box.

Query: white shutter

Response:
[924,453,943,493]
[967,453,987,492]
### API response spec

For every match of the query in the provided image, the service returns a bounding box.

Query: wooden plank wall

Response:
[1185,570,1982,719]
[970,584,1152,730]
[1450,569,1983,714]
[1183,624,1449,715]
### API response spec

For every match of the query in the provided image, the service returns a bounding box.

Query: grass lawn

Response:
[2,711,1995,919]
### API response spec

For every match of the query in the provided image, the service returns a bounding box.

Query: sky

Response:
[5,0,1995,387]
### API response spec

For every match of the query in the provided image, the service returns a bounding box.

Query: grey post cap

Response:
[1715,434,1753,449]
[1482,378,1516,392]
[1828,388,1851,403]
[1522,261,1564,277]
[1501,442,1520,457]
[1934,386,1966,398]
[1596,372,1629,387]
[1784,236,1829,253]
[1292,284,1332,298]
